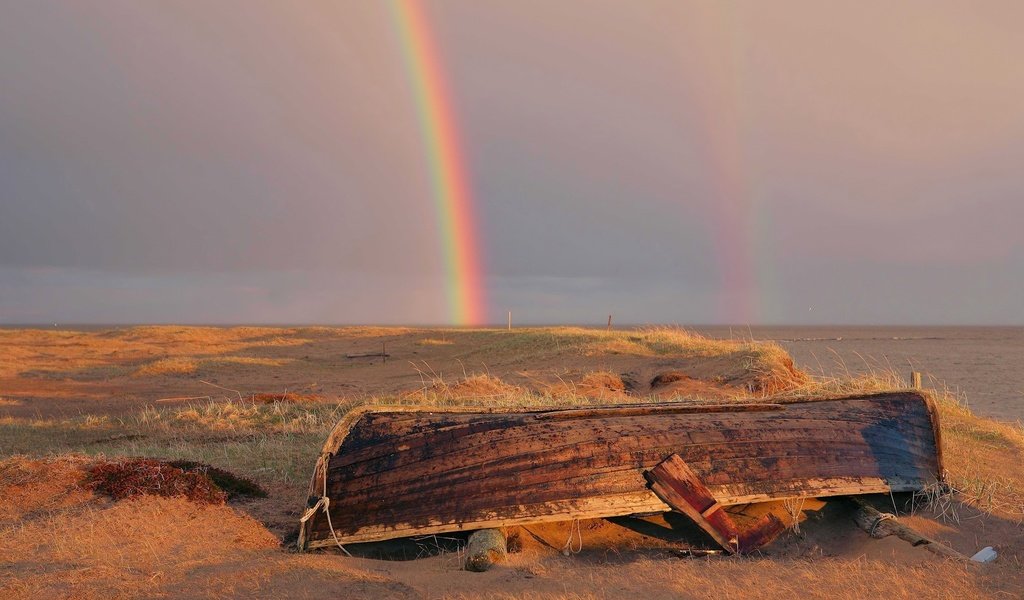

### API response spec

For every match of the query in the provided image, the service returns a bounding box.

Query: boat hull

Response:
[299,392,942,549]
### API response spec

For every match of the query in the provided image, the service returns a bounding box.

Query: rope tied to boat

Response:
[562,518,583,556]
[870,512,898,537]
[313,453,351,557]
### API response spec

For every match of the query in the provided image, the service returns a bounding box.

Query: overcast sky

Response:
[2,1,1022,325]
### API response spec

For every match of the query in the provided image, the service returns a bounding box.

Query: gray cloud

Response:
[1,1,1022,324]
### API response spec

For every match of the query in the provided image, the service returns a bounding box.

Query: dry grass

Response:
[0,325,310,378]
[133,357,199,377]
[419,337,455,346]
[937,399,1024,519]
[1,326,1023,598]
[0,455,94,525]
[0,326,804,400]
[465,555,989,600]
[251,392,326,404]
[294,326,415,338]
[578,370,627,393]
[203,356,292,367]
[1,449,1002,600]
[167,399,346,433]
[0,400,345,493]
[461,326,757,359]
[419,373,526,401]
[451,326,806,396]
[0,492,280,599]
[544,370,629,400]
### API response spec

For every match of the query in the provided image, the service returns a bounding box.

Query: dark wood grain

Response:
[646,453,787,553]
[298,392,943,549]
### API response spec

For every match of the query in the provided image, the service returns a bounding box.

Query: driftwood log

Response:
[851,498,969,561]
[464,528,507,572]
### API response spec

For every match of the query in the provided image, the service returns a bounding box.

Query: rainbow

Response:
[389,0,487,326]
[675,4,767,324]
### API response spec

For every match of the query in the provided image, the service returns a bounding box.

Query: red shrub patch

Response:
[86,459,227,505]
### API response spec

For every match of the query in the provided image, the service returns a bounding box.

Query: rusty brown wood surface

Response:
[299,392,942,549]
[646,454,786,553]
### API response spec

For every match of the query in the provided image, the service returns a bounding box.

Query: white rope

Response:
[870,512,897,537]
[317,453,351,556]
[561,518,583,555]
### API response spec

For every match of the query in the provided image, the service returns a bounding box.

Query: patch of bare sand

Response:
[434,553,988,599]
[0,455,410,599]
[0,455,96,525]
[377,504,1014,599]
[541,371,632,401]
[645,370,734,400]
[2,454,1022,598]
[0,454,301,593]
[0,456,279,599]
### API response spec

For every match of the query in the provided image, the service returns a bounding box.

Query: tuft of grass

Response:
[543,370,629,400]
[936,397,1024,518]
[418,337,454,346]
[578,370,627,393]
[200,356,292,368]
[250,392,325,404]
[416,373,525,402]
[133,357,198,377]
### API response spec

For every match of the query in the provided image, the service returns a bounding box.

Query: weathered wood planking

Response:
[646,454,786,553]
[299,392,943,550]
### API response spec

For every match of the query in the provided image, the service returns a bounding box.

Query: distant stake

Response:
[508,311,512,331]
[910,371,921,390]
[607,315,612,331]
[383,342,387,365]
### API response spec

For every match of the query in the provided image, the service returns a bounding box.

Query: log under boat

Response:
[298,391,943,550]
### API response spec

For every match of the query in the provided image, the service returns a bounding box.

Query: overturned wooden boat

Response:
[298,391,943,551]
